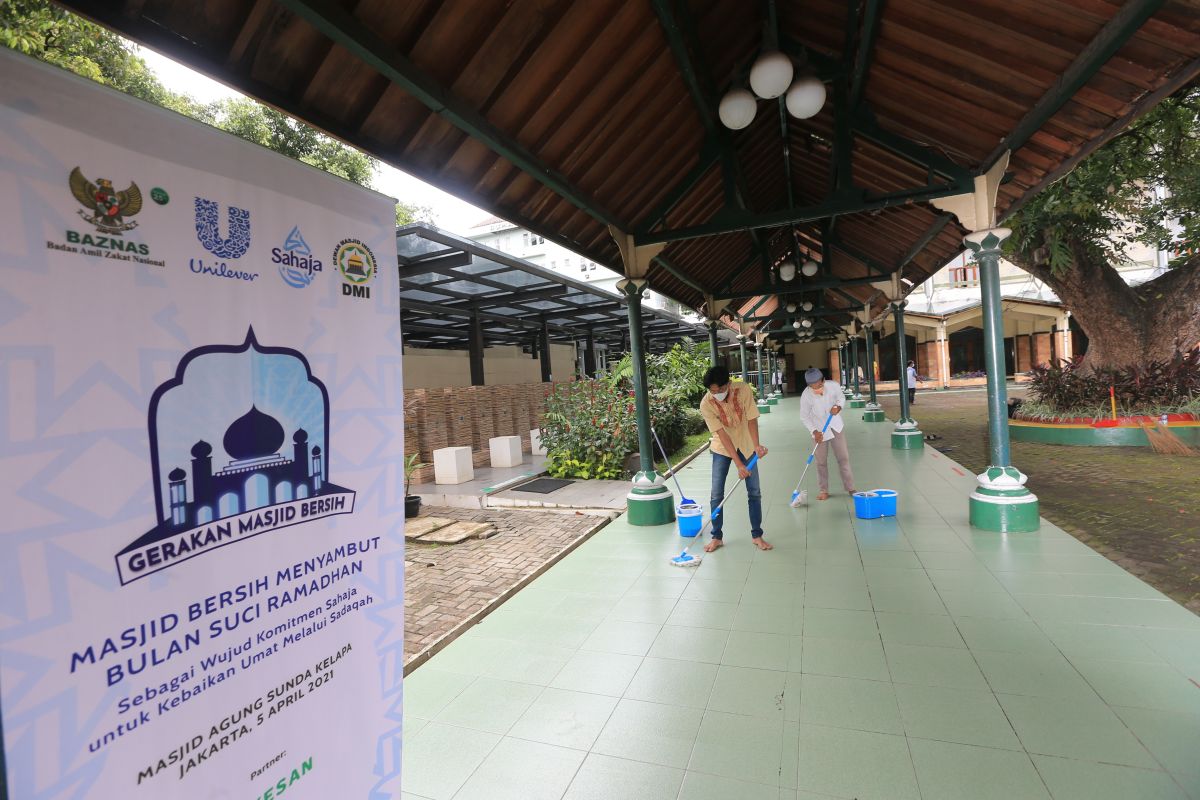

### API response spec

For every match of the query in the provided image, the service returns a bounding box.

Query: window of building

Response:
[531,234,544,245]
[950,265,979,287]
[522,233,529,247]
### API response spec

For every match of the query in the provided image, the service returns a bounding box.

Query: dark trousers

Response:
[907,388,916,405]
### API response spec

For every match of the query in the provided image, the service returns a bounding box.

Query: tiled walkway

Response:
[402,398,1200,800]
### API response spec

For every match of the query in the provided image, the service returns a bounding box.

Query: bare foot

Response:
[817,491,830,501]
[704,538,724,553]
[753,538,773,550]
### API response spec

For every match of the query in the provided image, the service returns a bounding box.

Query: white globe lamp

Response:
[802,301,813,311]
[801,259,819,277]
[779,260,796,281]
[749,51,794,100]
[801,318,813,328]
[786,302,797,313]
[719,88,758,130]
[792,320,801,329]
[786,77,827,120]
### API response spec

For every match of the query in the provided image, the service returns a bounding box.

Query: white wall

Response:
[402,343,576,389]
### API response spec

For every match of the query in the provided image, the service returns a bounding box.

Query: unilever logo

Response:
[273,226,323,288]
[194,198,251,258]
[192,197,257,281]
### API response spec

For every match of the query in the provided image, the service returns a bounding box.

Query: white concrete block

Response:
[489,435,524,468]
[433,446,474,485]
[530,428,547,456]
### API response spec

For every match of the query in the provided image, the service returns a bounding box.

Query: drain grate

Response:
[512,478,575,494]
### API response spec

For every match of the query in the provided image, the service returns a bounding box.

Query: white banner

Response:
[0,50,405,798]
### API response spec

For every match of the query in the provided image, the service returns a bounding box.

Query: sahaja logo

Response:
[115,329,356,585]
[273,226,323,288]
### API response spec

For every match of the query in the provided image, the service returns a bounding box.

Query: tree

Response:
[3,0,432,227]
[1005,86,1200,370]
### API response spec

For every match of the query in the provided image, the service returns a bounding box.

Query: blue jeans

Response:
[709,450,763,539]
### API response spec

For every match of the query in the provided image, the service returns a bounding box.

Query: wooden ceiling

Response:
[59,0,1200,341]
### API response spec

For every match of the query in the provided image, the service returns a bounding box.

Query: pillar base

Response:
[767,397,779,406]
[757,402,772,414]
[626,472,676,526]
[891,421,923,450]
[969,466,1040,532]
[849,399,866,408]
[863,409,886,422]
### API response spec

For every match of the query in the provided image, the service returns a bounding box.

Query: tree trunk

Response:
[1008,244,1200,370]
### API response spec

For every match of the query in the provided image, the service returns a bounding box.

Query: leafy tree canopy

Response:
[1008,86,1200,273]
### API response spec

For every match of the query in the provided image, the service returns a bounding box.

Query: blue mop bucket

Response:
[676,502,704,537]
[853,490,897,520]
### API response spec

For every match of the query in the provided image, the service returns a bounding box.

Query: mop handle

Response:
[791,413,834,495]
[693,453,759,540]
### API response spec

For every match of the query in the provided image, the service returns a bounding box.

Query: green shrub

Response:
[681,406,708,436]
[1027,351,1200,415]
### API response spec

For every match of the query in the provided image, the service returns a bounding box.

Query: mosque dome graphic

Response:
[117,329,354,584]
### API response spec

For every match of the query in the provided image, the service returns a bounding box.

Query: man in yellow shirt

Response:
[698,366,770,552]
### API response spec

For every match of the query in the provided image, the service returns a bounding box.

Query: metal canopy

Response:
[397,224,708,352]
[59,0,1200,345]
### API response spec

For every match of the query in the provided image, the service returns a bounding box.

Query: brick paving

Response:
[878,387,1200,613]
[404,506,610,669]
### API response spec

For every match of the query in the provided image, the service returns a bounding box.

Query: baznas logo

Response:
[273,226,323,288]
[116,329,355,585]
[195,197,251,259]
[69,167,142,234]
[335,238,376,300]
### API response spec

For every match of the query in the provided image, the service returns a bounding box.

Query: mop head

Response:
[670,551,702,567]
[790,489,808,508]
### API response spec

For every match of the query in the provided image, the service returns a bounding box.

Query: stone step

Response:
[404,516,456,540]
[417,521,497,544]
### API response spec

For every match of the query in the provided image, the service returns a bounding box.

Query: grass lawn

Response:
[655,431,711,474]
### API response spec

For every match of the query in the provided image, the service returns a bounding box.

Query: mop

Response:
[651,427,693,505]
[789,412,834,507]
[670,453,759,567]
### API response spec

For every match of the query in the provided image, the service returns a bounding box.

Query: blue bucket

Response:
[677,502,704,537]
[853,489,897,519]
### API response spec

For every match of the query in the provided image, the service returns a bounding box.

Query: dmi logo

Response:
[273,226,323,288]
[334,238,376,300]
[116,329,355,585]
[192,197,257,281]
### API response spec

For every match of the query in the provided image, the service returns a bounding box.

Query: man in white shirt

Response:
[906,361,918,405]
[799,368,856,501]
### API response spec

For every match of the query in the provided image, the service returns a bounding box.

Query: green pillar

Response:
[755,344,770,413]
[863,324,885,422]
[965,229,1039,532]
[738,335,749,382]
[891,302,923,450]
[840,342,852,401]
[767,349,780,405]
[617,279,674,526]
[706,320,720,368]
[849,335,865,407]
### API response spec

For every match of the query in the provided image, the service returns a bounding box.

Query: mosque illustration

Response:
[120,329,352,562]
[165,407,325,528]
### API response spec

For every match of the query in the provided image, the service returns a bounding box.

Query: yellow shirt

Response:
[699,383,760,458]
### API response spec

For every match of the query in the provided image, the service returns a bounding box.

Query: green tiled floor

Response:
[403,399,1200,799]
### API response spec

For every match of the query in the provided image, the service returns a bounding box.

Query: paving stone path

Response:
[878,387,1200,613]
[404,507,610,668]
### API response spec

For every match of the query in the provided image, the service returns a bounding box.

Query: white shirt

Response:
[800,382,846,440]
[906,366,917,388]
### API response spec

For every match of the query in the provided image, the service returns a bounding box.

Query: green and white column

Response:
[738,334,749,382]
[767,348,780,404]
[840,341,852,402]
[849,334,865,408]
[755,342,771,413]
[617,279,675,526]
[863,323,885,422]
[965,229,1039,532]
[706,319,720,368]
[891,301,923,450]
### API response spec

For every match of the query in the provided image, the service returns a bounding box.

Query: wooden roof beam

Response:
[274,0,624,230]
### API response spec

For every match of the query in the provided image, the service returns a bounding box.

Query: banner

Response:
[0,50,405,798]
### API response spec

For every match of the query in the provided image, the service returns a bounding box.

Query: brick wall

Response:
[917,342,943,382]
[1015,334,1032,373]
[405,382,560,483]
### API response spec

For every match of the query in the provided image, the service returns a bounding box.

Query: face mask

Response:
[712,391,728,401]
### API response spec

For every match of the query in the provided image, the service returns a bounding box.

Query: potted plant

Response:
[404,453,429,518]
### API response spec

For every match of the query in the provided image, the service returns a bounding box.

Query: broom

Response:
[1139,422,1197,456]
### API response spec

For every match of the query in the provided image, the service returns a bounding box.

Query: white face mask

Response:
[712,391,728,402]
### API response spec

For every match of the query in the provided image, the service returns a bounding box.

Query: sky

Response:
[136,47,489,235]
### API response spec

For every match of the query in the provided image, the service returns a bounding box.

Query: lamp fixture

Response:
[718,88,758,130]
[792,320,801,329]
[801,300,814,311]
[786,302,797,313]
[801,318,813,328]
[801,260,819,277]
[749,51,794,99]
[779,260,796,281]
[785,76,826,120]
